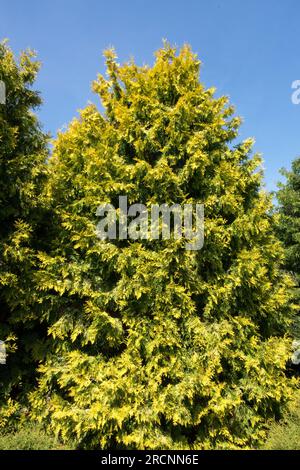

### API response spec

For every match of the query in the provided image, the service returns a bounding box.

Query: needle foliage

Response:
[277,158,300,336]
[0,41,48,408]
[27,44,296,449]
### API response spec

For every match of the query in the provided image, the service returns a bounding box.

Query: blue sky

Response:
[1,0,299,190]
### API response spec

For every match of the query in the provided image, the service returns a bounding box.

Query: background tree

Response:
[0,41,49,409]
[30,44,295,449]
[277,157,300,351]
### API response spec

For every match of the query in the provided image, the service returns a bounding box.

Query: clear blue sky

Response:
[1,0,299,190]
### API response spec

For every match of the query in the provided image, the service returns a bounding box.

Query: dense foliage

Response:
[0,420,70,450]
[277,158,300,336]
[25,44,296,449]
[0,41,48,407]
[263,398,300,450]
[0,41,298,450]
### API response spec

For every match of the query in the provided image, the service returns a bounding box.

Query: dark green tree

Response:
[0,41,49,409]
[277,157,300,335]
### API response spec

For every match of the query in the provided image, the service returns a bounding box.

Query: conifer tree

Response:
[277,158,300,335]
[0,41,48,406]
[31,44,295,449]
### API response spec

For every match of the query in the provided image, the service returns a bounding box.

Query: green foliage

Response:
[263,396,300,450]
[277,158,300,336]
[0,41,49,405]
[0,423,69,450]
[0,398,72,449]
[0,399,22,435]
[28,43,296,449]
